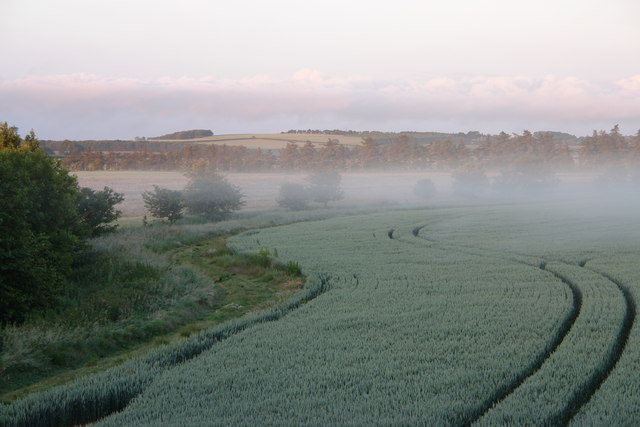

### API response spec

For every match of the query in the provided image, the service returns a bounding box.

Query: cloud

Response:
[1,71,639,139]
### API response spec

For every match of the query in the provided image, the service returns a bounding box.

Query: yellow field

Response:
[149,133,365,150]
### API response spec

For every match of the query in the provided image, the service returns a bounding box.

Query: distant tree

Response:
[413,178,437,199]
[23,129,40,152]
[318,139,348,170]
[76,186,124,237]
[428,140,468,169]
[299,142,317,169]
[184,173,245,220]
[279,142,301,170]
[452,165,490,198]
[277,182,309,210]
[357,137,381,169]
[0,121,22,150]
[492,155,558,197]
[142,185,185,223]
[307,171,344,207]
[592,165,630,194]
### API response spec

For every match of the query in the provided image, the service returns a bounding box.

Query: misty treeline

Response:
[46,126,640,174]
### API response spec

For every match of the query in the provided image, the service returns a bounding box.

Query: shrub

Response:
[76,186,124,237]
[142,185,185,223]
[275,261,303,277]
[307,171,344,207]
[183,173,245,221]
[277,182,309,210]
[452,165,490,198]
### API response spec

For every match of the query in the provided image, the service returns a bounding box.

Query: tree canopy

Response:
[0,148,81,323]
[0,123,123,324]
[183,172,245,221]
[142,185,185,223]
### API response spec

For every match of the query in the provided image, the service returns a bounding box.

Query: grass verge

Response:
[0,230,303,404]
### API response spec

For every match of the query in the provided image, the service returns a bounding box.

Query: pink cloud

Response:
[1,71,639,139]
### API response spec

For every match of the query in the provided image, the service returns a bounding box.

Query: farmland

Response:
[153,133,366,150]
[3,199,640,425]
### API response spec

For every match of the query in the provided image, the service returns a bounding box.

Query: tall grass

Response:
[1,204,389,400]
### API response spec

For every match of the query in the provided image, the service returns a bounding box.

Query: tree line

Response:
[0,123,124,324]
[51,127,640,173]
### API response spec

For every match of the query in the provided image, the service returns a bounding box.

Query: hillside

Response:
[148,129,213,140]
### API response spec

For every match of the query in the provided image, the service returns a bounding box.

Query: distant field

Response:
[149,133,365,150]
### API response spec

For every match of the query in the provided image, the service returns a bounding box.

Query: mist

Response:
[73,168,640,220]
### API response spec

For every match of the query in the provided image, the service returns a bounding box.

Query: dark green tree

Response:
[76,186,124,237]
[0,149,82,324]
[142,185,185,223]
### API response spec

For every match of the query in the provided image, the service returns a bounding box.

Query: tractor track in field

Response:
[554,265,636,425]
[395,223,634,426]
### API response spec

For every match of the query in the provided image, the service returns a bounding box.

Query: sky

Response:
[1,0,639,139]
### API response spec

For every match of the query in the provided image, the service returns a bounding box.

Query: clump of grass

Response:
[246,249,273,268]
[275,261,303,277]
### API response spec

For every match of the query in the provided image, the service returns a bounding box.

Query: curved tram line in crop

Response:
[400,223,635,425]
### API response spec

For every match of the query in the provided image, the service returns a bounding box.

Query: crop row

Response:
[408,205,639,423]
[570,253,640,425]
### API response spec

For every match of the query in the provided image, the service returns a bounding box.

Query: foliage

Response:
[76,186,124,237]
[183,173,245,221]
[276,182,309,210]
[0,149,81,324]
[413,178,437,199]
[274,260,302,276]
[142,185,185,223]
[451,164,490,197]
[0,122,23,150]
[492,155,558,197]
[307,171,344,207]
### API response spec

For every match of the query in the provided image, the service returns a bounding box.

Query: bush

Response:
[0,149,81,324]
[307,171,344,207]
[492,157,558,198]
[142,185,185,223]
[275,261,303,276]
[183,173,245,221]
[76,186,124,237]
[277,182,309,210]
[452,165,490,198]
